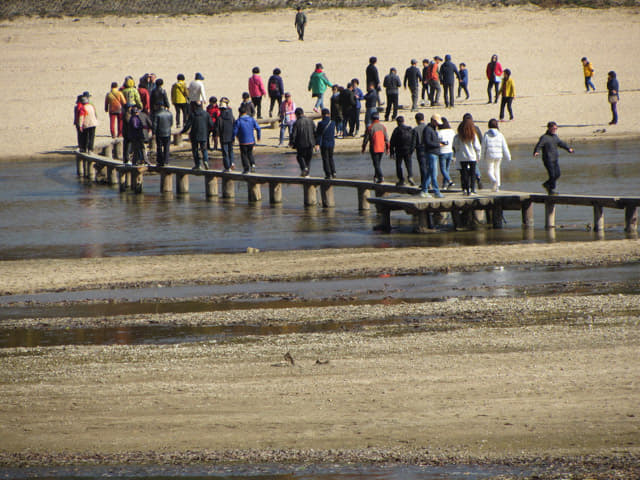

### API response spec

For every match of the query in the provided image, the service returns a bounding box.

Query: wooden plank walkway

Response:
[75,144,640,234]
[367,191,640,233]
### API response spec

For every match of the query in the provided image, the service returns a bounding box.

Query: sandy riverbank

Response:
[0,6,639,161]
[1,241,639,477]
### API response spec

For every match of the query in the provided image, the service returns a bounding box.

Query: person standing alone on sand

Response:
[533,121,574,195]
[607,70,619,125]
[581,57,596,92]
[295,7,307,40]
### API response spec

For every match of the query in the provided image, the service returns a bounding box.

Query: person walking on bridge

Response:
[533,121,574,195]
[290,107,316,177]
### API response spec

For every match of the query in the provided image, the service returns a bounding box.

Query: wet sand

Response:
[1,241,640,477]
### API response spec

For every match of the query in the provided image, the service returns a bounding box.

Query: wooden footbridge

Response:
[75,141,640,234]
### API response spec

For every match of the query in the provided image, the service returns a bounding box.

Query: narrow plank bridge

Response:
[75,144,640,234]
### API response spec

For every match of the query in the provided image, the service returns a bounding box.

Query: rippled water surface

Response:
[1,139,638,260]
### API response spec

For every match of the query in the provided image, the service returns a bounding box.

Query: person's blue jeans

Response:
[191,140,208,168]
[421,152,441,195]
[438,152,453,185]
[279,123,292,144]
[585,76,596,92]
[364,107,377,128]
[313,94,324,110]
[221,142,234,170]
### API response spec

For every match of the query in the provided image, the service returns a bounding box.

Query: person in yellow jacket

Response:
[581,57,596,92]
[121,76,142,110]
[171,73,189,128]
[499,68,515,121]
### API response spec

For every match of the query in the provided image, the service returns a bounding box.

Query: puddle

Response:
[0,462,531,480]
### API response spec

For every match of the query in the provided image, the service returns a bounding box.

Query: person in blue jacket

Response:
[267,68,285,118]
[232,104,261,173]
[315,108,336,179]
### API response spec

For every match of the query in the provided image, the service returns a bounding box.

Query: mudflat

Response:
[1,241,639,478]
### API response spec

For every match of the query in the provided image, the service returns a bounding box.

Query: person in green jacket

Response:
[308,63,332,112]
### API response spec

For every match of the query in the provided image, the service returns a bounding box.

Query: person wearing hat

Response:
[403,59,422,112]
[420,114,444,198]
[267,68,285,118]
[77,94,98,154]
[122,76,142,110]
[308,63,332,112]
[439,54,459,108]
[181,102,214,170]
[362,112,389,184]
[426,57,442,106]
[389,116,416,186]
[290,107,316,177]
[215,97,236,172]
[188,72,207,105]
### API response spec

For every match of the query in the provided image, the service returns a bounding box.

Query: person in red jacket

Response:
[248,67,267,119]
[486,54,503,104]
[206,96,220,151]
[362,112,389,184]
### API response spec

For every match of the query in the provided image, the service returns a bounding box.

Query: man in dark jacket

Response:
[152,104,173,166]
[403,59,422,112]
[338,84,356,137]
[439,54,460,108]
[289,107,316,177]
[420,114,444,197]
[533,121,574,195]
[383,68,402,122]
[181,101,214,170]
[366,56,381,106]
[389,116,415,186]
[413,112,427,187]
[215,97,235,171]
[315,108,336,179]
[150,78,170,115]
[267,68,285,118]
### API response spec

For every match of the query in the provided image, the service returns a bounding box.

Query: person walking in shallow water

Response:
[533,121,574,195]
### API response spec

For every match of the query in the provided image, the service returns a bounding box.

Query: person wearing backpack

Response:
[389,116,415,186]
[267,68,285,118]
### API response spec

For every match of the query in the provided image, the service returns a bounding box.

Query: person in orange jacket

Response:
[362,112,389,184]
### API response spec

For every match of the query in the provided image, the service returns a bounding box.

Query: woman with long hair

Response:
[453,116,481,195]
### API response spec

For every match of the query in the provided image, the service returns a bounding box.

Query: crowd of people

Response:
[75,51,616,195]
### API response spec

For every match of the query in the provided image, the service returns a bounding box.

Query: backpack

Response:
[397,125,413,148]
[268,76,279,92]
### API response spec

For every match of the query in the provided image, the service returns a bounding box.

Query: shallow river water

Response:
[0,138,638,260]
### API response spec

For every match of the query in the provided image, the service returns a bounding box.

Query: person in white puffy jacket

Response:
[481,118,511,192]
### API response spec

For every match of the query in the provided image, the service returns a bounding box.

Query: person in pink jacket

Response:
[248,66,267,119]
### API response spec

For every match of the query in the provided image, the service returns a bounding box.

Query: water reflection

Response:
[0,139,638,260]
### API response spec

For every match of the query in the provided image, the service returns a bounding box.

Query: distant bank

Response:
[1,0,635,20]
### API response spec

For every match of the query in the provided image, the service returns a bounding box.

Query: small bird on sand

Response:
[284,351,295,365]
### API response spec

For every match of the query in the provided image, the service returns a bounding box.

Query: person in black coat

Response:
[439,54,459,108]
[389,116,415,186]
[366,56,381,106]
[533,121,574,195]
[215,97,235,171]
[339,83,356,137]
[182,102,214,170]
